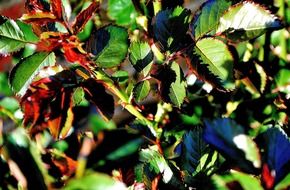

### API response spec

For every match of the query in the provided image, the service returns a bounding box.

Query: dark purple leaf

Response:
[81,78,114,120]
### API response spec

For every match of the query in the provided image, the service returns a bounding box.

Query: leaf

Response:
[235,61,267,95]
[275,69,290,94]
[21,12,57,23]
[275,173,290,190]
[63,171,127,190]
[129,41,153,74]
[21,70,77,139]
[85,25,129,68]
[256,127,290,185]
[152,6,192,52]
[108,0,138,25]
[72,1,99,34]
[153,62,186,107]
[9,52,56,96]
[0,16,39,55]
[181,127,208,174]
[51,0,64,20]
[195,37,235,90]
[87,129,143,169]
[212,171,264,190]
[139,145,173,183]
[0,73,12,96]
[133,80,150,102]
[111,70,128,84]
[216,1,283,41]
[167,62,186,107]
[191,0,232,40]
[81,78,115,120]
[203,118,261,172]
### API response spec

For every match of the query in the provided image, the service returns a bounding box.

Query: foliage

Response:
[0,0,289,189]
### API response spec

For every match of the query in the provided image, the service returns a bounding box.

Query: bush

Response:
[0,0,289,189]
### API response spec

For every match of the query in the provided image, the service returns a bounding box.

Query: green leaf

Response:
[212,171,264,190]
[216,2,282,41]
[133,80,150,102]
[0,16,38,55]
[181,127,208,174]
[9,52,56,96]
[275,69,290,94]
[86,25,129,68]
[195,37,235,89]
[111,70,129,84]
[191,0,232,40]
[152,6,192,52]
[108,0,138,25]
[129,41,153,75]
[64,172,127,190]
[168,62,186,107]
[0,97,19,112]
[275,173,290,190]
[0,73,12,96]
[140,145,173,183]
[106,138,143,161]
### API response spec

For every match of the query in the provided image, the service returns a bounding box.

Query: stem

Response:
[153,0,162,15]
[90,69,155,134]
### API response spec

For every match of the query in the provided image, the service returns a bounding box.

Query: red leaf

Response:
[25,0,50,12]
[51,0,63,20]
[21,12,57,23]
[72,1,100,34]
[21,70,77,139]
[62,42,90,66]
[262,164,275,189]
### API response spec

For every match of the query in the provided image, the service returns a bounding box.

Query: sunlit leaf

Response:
[152,6,192,52]
[133,80,150,102]
[194,37,235,90]
[129,41,153,75]
[275,69,290,94]
[111,70,128,84]
[85,25,129,68]
[191,0,232,40]
[139,145,173,183]
[108,0,138,25]
[0,16,39,55]
[212,171,264,190]
[204,118,261,172]
[64,171,126,190]
[216,2,283,41]
[156,62,186,108]
[9,52,56,96]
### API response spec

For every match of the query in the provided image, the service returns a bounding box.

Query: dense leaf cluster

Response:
[0,0,289,189]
